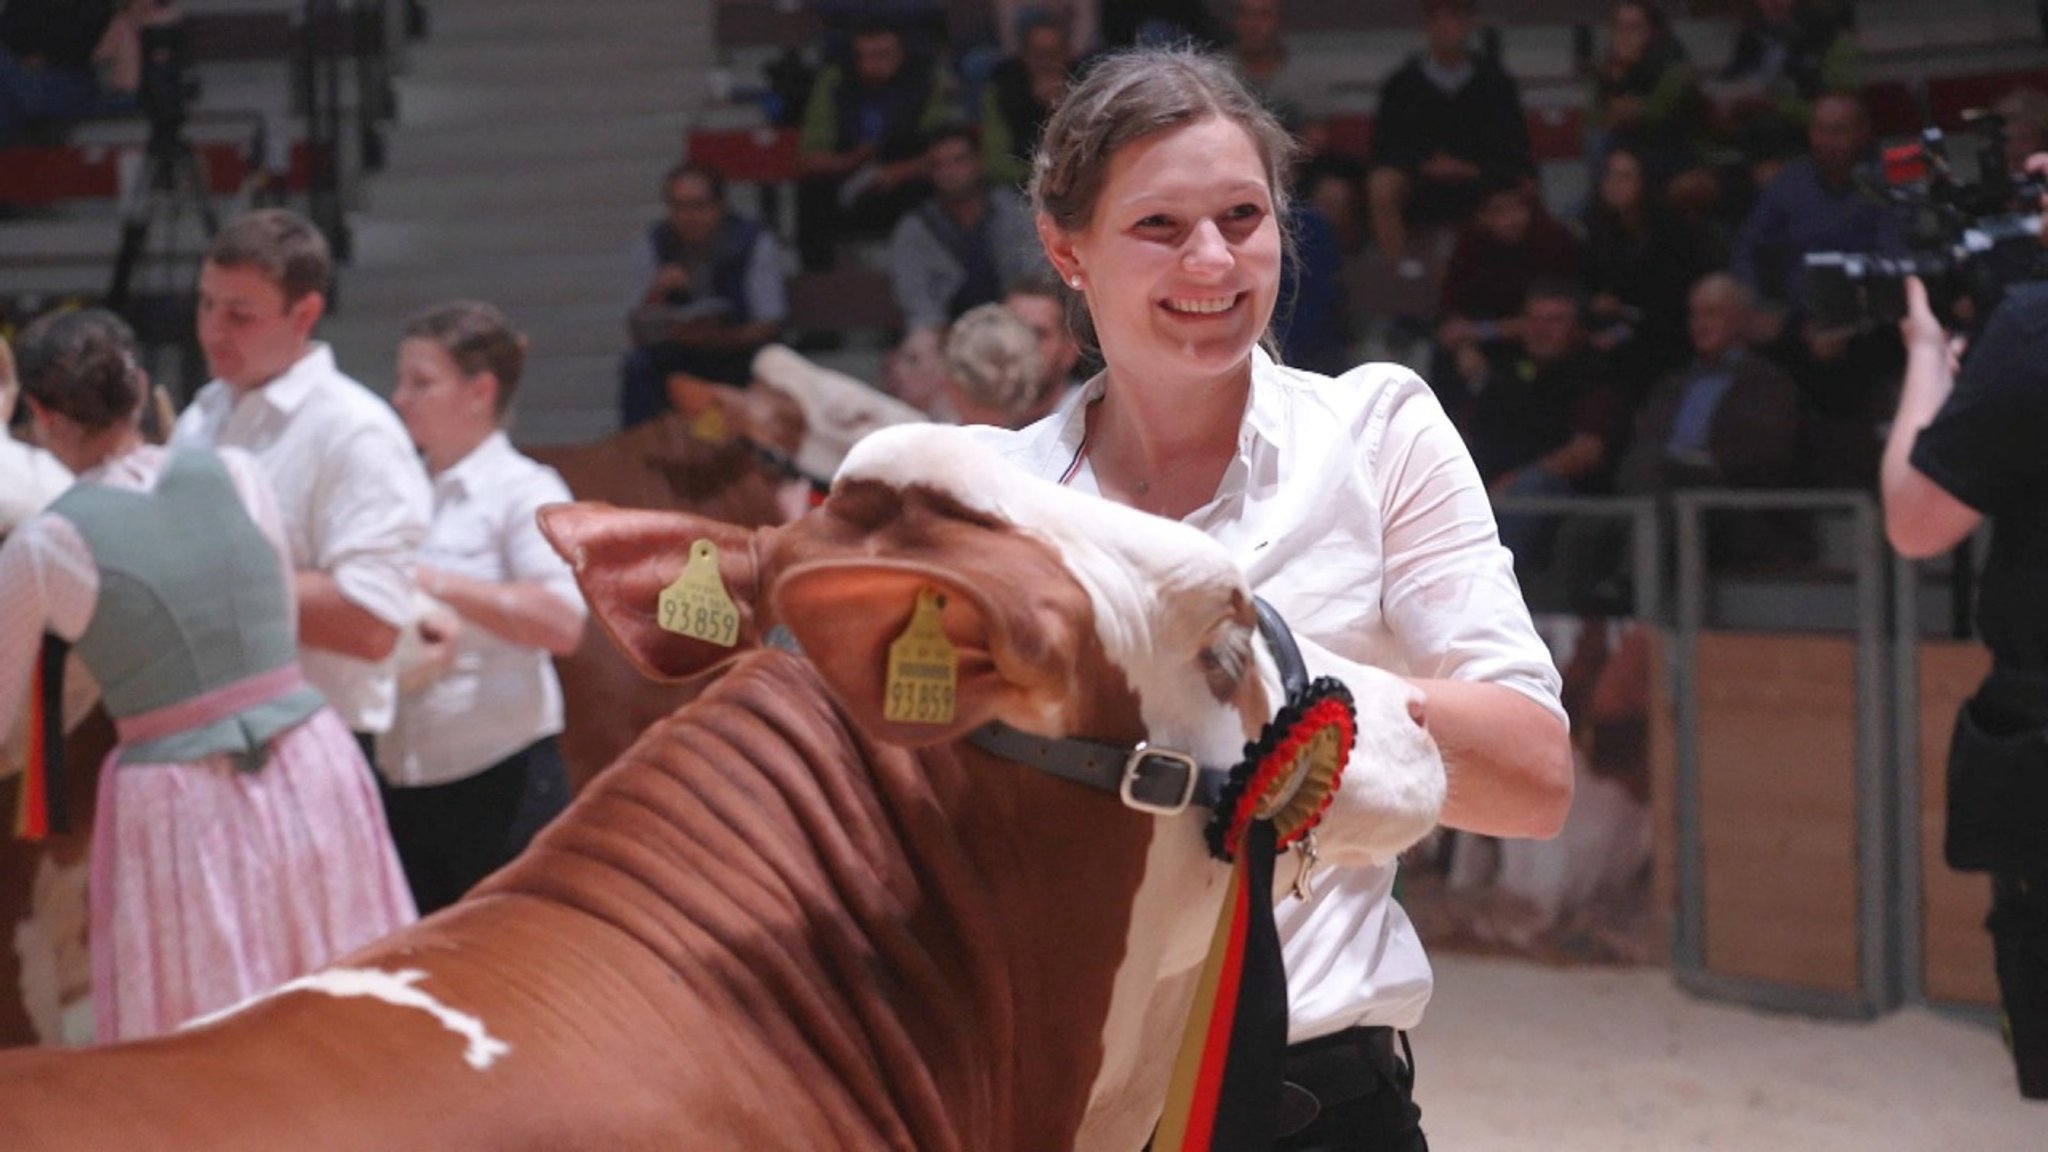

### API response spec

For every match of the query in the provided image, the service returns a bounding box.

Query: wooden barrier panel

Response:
[1916,641,2000,1008]
[1693,632,1863,994]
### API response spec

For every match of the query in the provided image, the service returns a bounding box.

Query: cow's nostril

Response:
[1406,696,1427,729]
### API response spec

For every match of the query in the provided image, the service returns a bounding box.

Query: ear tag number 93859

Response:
[884,588,957,725]
[657,539,739,647]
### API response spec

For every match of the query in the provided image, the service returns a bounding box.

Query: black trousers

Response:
[1276,1027,1428,1151]
[377,735,571,915]
[1991,871,2048,1099]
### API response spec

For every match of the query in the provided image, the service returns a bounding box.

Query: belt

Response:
[1276,1026,1408,1139]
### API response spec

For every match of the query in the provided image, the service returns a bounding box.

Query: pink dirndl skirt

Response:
[89,706,418,1042]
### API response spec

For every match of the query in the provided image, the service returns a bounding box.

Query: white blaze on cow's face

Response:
[837,425,1266,773]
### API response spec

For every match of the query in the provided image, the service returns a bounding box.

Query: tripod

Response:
[105,111,218,400]
[106,117,218,312]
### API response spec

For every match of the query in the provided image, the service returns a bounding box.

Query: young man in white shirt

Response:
[171,209,431,754]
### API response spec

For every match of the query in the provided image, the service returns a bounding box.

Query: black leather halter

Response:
[962,596,1307,815]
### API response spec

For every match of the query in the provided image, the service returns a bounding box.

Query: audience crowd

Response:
[605,0,2048,604]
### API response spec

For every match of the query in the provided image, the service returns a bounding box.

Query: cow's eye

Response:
[1198,636,1247,703]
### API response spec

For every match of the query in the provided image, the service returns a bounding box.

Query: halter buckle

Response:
[1120,743,1200,815]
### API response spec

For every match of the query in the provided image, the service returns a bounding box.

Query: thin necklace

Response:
[1067,402,1219,501]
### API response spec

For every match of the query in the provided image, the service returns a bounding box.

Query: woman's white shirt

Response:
[0,436,72,533]
[377,433,585,788]
[966,348,1565,1040]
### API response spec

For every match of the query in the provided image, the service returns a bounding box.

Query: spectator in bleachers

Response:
[978,9,1079,188]
[887,122,1040,385]
[1099,0,1223,50]
[1580,143,1720,393]
[1365,0,1534,276]
[0,335,71,532]
[1997,86,2048,173]
[1731,92,1895,318]
[812,0,949,58]
[1617,272,1805,556]
[171,208,432,762]
[1275,191,1353,375]
[381,301,586,915]
[0,307,414,1041]
[618,160,789,429]
[0,0,142,148]
[1708,0,1859,164]
[990,0,1097,57]
[1002,272,1085,400]
[1588,0,1715,215]
[937,300,1060,427]
[1446,278,1629,559]
[1226,0,1327,148]
[1435,173,1578,362]
[1731,89,1903,487]
[795,15,963,271]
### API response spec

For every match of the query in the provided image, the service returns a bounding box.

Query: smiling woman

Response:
[967,45,1575,1149]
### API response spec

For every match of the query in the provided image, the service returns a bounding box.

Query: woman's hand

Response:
[1897,276,1946,355]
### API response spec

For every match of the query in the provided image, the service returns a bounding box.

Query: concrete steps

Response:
[313,0,715,442]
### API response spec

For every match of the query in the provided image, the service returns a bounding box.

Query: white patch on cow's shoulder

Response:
[181,967,511,1070]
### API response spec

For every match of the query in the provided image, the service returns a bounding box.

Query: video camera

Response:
[137,13,200,140]
[1804,113,2048,330]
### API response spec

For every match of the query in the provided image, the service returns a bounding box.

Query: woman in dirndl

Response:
[0,308,415,1042]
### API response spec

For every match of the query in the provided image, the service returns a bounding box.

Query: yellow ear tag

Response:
[656,539,740,647]
[688,404,729,443]
[883,588,957,725]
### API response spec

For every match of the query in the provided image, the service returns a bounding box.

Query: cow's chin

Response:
[1079,808,1230,1150]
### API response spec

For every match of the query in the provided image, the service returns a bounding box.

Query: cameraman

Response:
[1882,151,2048,1102]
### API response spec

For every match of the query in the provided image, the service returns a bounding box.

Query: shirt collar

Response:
[434,430,513,498]
[245,343,336,416]
[1033,348,1277,510]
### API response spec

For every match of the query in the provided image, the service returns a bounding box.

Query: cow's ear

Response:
[537,502,766,682]
[772,559,1069,749]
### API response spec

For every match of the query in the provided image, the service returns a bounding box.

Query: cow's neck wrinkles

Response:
[491,649,1158,1152]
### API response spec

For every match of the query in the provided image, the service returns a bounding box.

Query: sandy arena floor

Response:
[1410,954,2046,1150]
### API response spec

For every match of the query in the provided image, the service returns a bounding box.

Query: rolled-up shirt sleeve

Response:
[1370,379,1566,725]
[308,424,430,629]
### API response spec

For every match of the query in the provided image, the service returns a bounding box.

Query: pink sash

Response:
[115,663,311,746]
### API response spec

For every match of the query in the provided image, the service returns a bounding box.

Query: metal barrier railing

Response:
[1888,533,2004,1022]
[1501,488,1897,1016]
[1668,489,1895,1018]
[1487,493,1664,625]
[1491,487,2007,1020]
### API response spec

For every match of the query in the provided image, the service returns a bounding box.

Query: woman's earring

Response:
[1068,275,1082,290]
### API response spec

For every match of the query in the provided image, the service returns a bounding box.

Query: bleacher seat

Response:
[0,137,316,208]
[686,125,800,184]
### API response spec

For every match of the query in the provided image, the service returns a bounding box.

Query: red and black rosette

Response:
[1205,676,1355,863]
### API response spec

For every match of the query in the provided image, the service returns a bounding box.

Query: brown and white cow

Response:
[0,424,1442,1151]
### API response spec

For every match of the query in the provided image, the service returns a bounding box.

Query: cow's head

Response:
[746,344,927,481]
[539,424,1275,771]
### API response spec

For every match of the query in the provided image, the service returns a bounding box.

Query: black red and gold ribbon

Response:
[13,635,70,841]
[1155,676,1356,1151]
